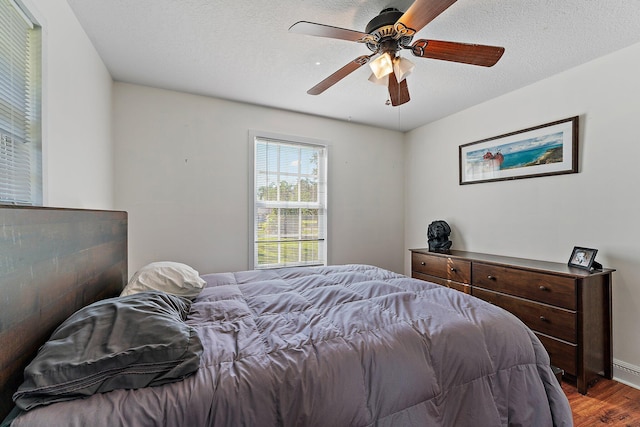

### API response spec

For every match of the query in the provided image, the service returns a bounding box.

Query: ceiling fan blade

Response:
[289,21,370,43]
[411,39,505,67]
[395,0,458,36]
[307,55,372,95]
[388,71,410,106]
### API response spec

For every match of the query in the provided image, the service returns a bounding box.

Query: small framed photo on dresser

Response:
[568,246,598,270]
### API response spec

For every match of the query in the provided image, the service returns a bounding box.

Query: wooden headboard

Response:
[0,206,127,421]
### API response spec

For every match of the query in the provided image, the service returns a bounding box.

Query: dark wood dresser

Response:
[410,248,614,394]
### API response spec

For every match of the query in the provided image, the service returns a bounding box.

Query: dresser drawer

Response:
[412,252,471,284]
[412,272,472,294]
[473,263,576,310]
[472,288,576,343]
[536,332,577,377]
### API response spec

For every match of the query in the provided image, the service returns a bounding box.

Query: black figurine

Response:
[427,220,452,253]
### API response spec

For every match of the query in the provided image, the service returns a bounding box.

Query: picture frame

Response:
[568,246,598,270]
[459,116,579,185]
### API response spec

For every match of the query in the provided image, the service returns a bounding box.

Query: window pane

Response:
[280,241,301,264]
[256,241,279,265]
[255,142,278,202]
[256,206,277,240]
[299,147,317,175]
[256,173,277,202]
[300,178,317,203]
[302,240,319,262]
[280,208,299,239]
[279,177,298,202]
[301,209,318,239]
[279,144,299,175]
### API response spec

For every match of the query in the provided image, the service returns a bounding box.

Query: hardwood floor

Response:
[563,379,640,426]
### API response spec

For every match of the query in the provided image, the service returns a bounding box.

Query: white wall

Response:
[405,41,640,388]
[28,0,114,209]
[113,83,405,276]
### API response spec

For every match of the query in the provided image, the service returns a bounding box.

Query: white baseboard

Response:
[613,359,640,390]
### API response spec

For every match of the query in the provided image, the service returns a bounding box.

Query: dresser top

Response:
[409,248,615,278]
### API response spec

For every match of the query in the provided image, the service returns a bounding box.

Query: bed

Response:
[1,206,573,426]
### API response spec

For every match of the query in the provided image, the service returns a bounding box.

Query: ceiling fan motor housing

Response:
[365,8,413,53]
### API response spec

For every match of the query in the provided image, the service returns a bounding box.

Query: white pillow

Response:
[121,262,206,298]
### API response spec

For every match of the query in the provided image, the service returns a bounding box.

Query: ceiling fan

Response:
[289,0,505,106]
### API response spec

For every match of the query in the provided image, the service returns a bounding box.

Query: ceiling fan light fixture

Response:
[393,57,415,82]
[369,52,393,79]
[368,72,389,86]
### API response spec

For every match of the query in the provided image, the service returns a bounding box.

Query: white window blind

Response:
[0,0,42,205]
[253,134,327,269]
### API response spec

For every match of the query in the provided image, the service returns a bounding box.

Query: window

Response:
[252,133,327,269]
[0,0,42,205]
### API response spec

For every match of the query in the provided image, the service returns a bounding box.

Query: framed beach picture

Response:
[459,116,579,185]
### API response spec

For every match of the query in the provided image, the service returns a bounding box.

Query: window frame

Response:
[250,131,328,270]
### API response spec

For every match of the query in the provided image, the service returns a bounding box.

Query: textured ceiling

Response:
[66,0,640,132]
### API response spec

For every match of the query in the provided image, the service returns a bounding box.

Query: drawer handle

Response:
[540,316,548,322]
[450,267,457,272]
[421,262,426,266]
[487,275,496,281]
[539,285,547,291]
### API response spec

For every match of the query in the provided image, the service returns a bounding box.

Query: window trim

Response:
[249,130,328,270]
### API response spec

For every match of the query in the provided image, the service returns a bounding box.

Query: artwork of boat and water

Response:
[459,117,579,184]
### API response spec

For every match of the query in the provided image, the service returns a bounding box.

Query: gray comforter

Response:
[11,264,573,426]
